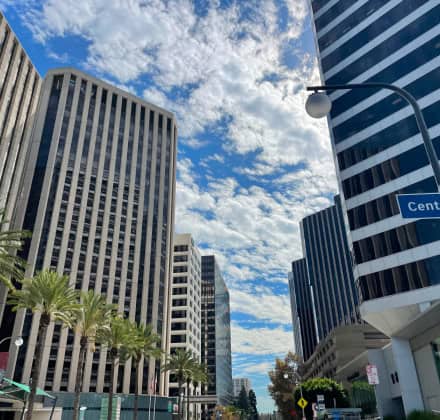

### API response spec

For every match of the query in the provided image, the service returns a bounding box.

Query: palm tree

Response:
[72,291,115,420]
[191,363,208,420]
[161,349,197,419]
[97,316,134,420]
[121,323,161,420]
[8,270,79,420]
[0,209,30,290]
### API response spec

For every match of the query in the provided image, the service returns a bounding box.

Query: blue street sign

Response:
[397,193,440,219]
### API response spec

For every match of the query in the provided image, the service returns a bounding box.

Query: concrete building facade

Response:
[309,0,440,414]
[168,233,202,418]
[1,68,177,395]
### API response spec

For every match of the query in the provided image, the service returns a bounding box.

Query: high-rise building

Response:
[201,255,233,408]
[301,195,360,341]
[232,377,251,397]
[288,259,317,361]
[310,0,440,414]
[168,233,202,409]
[0,11,41,222]
[0,9,42,370]
[2,68,177,395]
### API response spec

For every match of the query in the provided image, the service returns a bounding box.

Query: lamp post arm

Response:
[0,337,11,346]
[307,83,440,190]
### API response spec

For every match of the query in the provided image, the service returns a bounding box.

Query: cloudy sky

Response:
[1,0,337,411]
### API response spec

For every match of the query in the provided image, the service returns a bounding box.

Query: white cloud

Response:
[231,322,293,355]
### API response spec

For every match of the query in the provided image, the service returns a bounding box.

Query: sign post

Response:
[366,364,379,385]
[397,193,440,219]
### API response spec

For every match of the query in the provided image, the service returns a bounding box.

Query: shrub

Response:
[407,410,440,420]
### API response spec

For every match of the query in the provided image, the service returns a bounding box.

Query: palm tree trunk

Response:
[186,379,191,420]
[193,382,198,420]
[107,350,118,420]
[178,380,183,420]
[25,313,50,420]
[133,360,140,420]
[73,336,88,420]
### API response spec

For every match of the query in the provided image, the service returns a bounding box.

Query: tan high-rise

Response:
[3,68,177,395]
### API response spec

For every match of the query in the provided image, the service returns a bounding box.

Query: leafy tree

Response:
[0,210,30,290]
[268,352,302,419]
[293,377,349,418]
[161,349,197,419]
[72,291,115,420]
[97,316,134,420]
[191,362,209,420]
[8,270,79,420]
[121,323,161,420]
[350,381,376,415]
[248,389,258,419]
[236,386,250,414]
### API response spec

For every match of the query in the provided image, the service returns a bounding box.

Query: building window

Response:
[432,338,440,382]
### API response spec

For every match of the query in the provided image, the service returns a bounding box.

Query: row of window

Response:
[357,255,440,301]
[342,138,440,199]
[354,219,440,264]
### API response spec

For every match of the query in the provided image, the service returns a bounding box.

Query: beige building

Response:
[303,324,389,380]
[2,67,177,396]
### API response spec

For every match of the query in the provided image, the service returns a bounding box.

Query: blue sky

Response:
[1,0,337,412]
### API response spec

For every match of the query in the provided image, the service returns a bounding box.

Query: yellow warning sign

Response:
[297,397,308,409]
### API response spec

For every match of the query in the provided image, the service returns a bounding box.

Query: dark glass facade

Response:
[301,196,360,341]
[289,259,317,361]
[201,255,233,408]
[310,0,440,302]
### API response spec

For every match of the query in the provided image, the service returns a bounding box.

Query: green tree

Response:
[161,349,197,419]
[97,316,134,420]
[72,291,115,420]
[121,323,161,420]
[268,352,302,419]
[8,270,79,420]
[0,210,30,290]
[236,386,250,415]
[248,389,258,420]
[350,381,376,415]
[293,377,349,418]
[191,363,208,420]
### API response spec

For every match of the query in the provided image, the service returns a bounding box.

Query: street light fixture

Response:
[0,336,24,347]
[284,365,305,420]
[305,83,440,190]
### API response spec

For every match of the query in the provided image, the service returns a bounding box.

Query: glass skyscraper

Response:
[288,259,317,361]
[201,255,233,410]
[310,0,440,413]
[2,68,177,395]
[301,195,360,341]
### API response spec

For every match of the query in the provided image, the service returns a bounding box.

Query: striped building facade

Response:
[2,68,177,395]
[0,10,41,222]
[310,0,440,413]
[301,195,360,342]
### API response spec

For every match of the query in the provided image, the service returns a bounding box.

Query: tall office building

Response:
[232,378,251,397]
[168,234,202,409]
[201,255,233,408]
[2,68,177,395]
[310,0,440,414]
[301,195,360,341]
[288,259,317,361]
[0,11,41,222]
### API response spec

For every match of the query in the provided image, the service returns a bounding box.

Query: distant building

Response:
[288,259,317,361]
[233,378,251,397]
[300,195,360,341]
[201,255,233,408]
[168,234,202,417]
[2,68,177,395]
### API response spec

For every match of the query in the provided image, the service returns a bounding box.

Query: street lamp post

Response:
[284,367,305,420]
[305,83,440,191]
[0,336,24,347]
